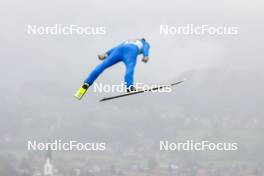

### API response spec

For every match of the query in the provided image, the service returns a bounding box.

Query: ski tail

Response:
[100,79,186,102]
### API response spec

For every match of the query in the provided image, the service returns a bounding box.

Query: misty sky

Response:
[0,0,263,136]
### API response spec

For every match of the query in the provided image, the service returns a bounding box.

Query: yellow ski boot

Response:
[74,83,89,100]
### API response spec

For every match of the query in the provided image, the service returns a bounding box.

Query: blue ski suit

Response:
[84,39,150,87]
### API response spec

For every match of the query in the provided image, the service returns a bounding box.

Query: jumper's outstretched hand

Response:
[142,56,149,63]
[98,53,108,60]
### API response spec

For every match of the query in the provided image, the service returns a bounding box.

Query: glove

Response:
[142,56,149,63]
[98,53,108,60]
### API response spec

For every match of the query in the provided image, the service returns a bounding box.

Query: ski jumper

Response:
[84,39,150,87]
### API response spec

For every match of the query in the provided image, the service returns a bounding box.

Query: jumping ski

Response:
[100,79,186,102]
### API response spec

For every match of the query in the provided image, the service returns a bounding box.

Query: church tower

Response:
[43,146,53,176]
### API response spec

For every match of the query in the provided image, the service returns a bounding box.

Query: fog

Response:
[0,0,264,175]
